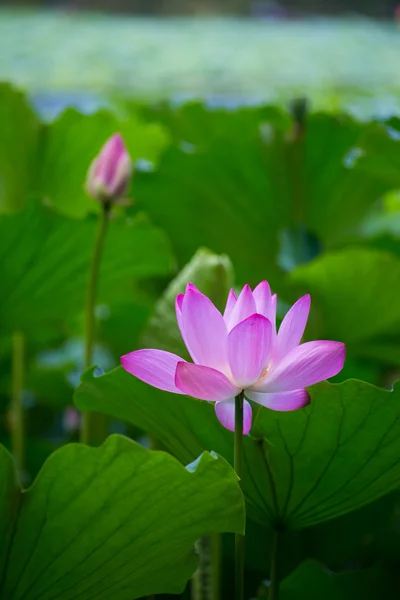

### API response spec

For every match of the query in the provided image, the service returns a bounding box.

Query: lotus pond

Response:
[3,9,400,117]
[1,11,400,600]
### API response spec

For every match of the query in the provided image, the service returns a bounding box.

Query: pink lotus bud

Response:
[86,133,133,204]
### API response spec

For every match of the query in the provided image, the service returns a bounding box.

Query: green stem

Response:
[234,390,244,600]
[80,204,110,446]
[269,528,280,600]
[210,533,221,600]
[11,331,25,473]
[191,537,207,600]
[191,534,217,600]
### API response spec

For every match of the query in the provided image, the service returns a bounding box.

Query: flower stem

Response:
[191,533,221,600]
[11,331,25,473]
[80,203,110,446]
[192,537,209,600]
[269,528,280,600]
[234,390,245,600]
[210,533,221,600]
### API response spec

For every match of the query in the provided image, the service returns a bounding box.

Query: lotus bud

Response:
[86,133,133,205]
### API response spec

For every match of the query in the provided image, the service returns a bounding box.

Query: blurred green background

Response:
[2,1,400,118]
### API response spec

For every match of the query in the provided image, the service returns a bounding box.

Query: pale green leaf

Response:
[0,437,244,600]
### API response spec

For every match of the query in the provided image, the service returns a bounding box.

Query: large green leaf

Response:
[133,109,292,286]
[138,101,291,148]
[290,247,400,345]
[75,369,400,530]
[302,116,398,246]
[0,437,244,600]
[133,107,399,287]
[39,108,170,219]
[276,560,399,600]
[0,84,40,214]
[141,247,233,357]
[0,202,174,334]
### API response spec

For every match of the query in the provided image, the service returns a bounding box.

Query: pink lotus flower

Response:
[121,282,345,435]
[86,133,133,204]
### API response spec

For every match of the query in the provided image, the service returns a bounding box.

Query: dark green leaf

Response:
[0,445,19,578]
[98,299,152,359]
[277,560,399,600]
[26,364,75,409]
[301,490,400,568]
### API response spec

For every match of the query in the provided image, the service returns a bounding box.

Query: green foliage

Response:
[134,106,400,288]
[290,247,400,344]
[301,116,399,246]
[39,109,169,219]
[75,370,400,529]
[0,201,174,334]
[26,363,74,409]
[276,560,399,600]
[0,84,39,214]
[0,438,244,600]
[133,106,291,285]
[1,81,400,598]
[141,247,233,356]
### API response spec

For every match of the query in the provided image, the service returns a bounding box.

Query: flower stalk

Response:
[234,390,245,600]
[81,132,132,445]
[80,202,110,445]
[210,533,221,600]
[269,528,281,600]
[191,535,215,600]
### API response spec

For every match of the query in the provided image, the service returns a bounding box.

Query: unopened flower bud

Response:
[86,133,133,205]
